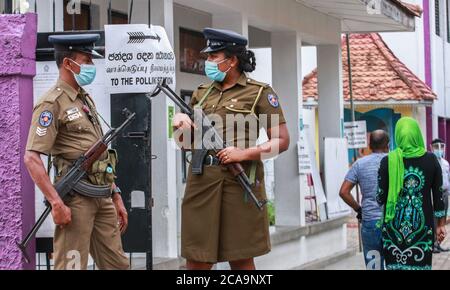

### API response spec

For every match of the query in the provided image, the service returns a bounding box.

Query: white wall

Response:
[174,4,211,94]
[301,46,317,79]
[426,0,450,121]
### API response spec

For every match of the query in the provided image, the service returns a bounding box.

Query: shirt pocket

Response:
[66,120,91,133]
[224,102,253,114]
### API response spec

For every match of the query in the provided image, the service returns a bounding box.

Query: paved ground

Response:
[322,217,450,270]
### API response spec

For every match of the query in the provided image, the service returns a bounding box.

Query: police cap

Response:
[48,34,103,59]
[201,28,248,53]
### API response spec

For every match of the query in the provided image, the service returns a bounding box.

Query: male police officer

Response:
[24,34,129,270]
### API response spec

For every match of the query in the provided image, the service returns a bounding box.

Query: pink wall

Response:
[0,13,37,270]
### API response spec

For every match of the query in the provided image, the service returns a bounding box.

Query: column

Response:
[317,44,344,170]
[0,13,37,270]
[271,31,304,227]
[149,0,177,259]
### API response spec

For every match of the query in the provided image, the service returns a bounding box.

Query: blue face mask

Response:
[69,59,97,87]
[205,58,230,82]
[434,150,445,159]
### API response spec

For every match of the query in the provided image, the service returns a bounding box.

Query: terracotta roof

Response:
[302,33,436,104]
[393,0,423,17]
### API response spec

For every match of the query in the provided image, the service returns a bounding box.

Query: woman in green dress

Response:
[377,117,447,270]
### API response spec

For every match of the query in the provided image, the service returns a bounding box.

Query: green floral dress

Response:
[377,153,447,270]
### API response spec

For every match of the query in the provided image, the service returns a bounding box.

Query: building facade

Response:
[0,0,420,269]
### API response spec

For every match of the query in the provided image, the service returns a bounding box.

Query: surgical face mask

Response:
[205,58,230,82]
[68,59,96,87]
[432,143,446,159]
[434,150,445,159]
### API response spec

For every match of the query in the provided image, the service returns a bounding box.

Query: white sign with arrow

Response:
[105,24,176,94]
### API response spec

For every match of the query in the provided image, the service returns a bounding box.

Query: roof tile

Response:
[302,33,436,103]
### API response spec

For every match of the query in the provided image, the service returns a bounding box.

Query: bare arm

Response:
[24,151,71,226]
[339,180,361,211]
[244,123,290,161]
[218,123,290,164]
[24,151,63,207]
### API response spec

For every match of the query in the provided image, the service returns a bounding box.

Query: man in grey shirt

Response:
[340,130,389,270]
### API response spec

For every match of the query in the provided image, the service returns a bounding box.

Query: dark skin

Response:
[339,131,447,243]
[24,51,128,234]
[174,51,290,270]
[340,130,390,213]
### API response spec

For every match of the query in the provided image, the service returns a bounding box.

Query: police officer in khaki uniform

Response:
[173,28,290,270]
[24,34,129,270]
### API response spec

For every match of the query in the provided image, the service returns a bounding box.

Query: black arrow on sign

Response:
[127,32,161,43]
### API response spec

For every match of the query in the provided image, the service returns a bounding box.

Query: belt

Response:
[73,180,112,198]
[203,155,221,166]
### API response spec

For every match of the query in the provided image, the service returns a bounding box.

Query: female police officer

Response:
[173,28,290,270]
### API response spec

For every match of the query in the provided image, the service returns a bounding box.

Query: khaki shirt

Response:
[190,73,286,149]
[26,79,104,161]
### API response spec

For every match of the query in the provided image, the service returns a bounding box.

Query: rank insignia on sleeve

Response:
[39,111,53,127]
[268,94,280,108]
[36,127,48,137]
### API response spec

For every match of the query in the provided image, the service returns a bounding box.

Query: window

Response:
[63,0,92,31]
[179,28,207,75]
[63,0,127,31]
[1,0,12,13]
[437,0,441,36]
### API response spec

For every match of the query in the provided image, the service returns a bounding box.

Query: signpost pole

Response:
[346,33,363,253]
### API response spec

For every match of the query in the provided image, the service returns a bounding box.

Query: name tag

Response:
[66,107,80,115]
[68,112,83,122]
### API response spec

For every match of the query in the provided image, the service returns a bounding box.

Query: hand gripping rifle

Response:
[17,109,136,263]
[150,79,267,211]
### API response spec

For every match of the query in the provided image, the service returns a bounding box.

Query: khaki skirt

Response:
[181,161,271,263]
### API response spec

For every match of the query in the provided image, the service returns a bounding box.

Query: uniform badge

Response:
[268,94,280,108]
[68,112,83,122]
[39,111,53,127]
[66,107,83,122]
[36,127,48,137]
[66,107,80,115]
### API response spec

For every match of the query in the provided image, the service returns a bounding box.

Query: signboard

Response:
[298,131,311,175]
[105,24,176,94]
[324,138,351,218]
[344,121,368,149]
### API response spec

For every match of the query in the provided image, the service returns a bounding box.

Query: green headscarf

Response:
[385,117,427,223]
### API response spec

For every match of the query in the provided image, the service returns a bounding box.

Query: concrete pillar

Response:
[439,117,447,143]
[149,0,178,259]
[0,13,37,270]
[317,44,344,170]
[213,12,248,38]
[432,106,439,142]
[271,31,304,227]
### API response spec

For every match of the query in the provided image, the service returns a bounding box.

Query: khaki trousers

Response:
[53,194,129,270]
